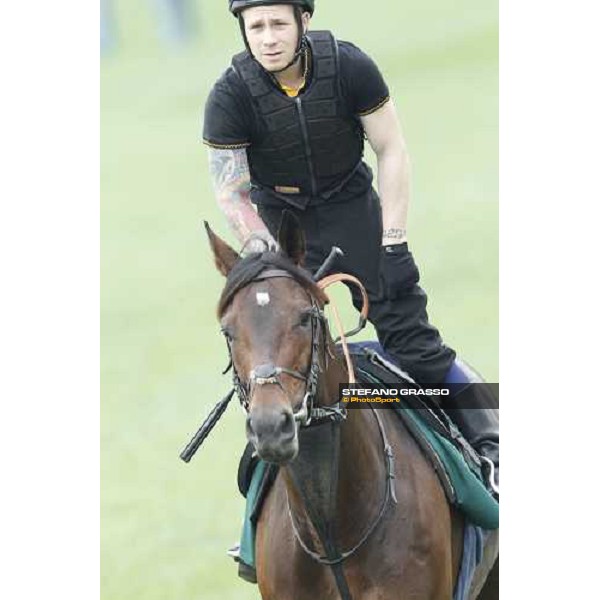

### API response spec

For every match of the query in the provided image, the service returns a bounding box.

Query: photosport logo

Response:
[339,385,451,406]
[338,383,499,408]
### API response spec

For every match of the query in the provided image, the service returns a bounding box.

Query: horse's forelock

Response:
[216,252,327,318]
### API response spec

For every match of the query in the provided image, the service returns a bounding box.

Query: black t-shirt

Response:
[202,39,390,204]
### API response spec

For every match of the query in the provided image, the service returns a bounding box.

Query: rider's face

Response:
[242,5,309,72]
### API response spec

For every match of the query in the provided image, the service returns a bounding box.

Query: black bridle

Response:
[179,248,347,463]
[222,268,347,427]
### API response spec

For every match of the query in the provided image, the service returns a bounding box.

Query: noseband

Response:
[223,268,347,427]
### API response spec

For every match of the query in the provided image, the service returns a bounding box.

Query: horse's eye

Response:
[221,327,235,342]
[297,311,312,328]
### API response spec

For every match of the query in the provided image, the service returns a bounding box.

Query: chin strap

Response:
[270,36,308,74]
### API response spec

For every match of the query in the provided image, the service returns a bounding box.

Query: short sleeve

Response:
[202,70,252,149]
[338,41,390,117]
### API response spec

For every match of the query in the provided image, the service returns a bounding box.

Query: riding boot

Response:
[443,371,499,495]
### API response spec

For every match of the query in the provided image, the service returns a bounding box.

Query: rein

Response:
[317,272,370,385]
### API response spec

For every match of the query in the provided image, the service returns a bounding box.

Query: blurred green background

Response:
[101,1,497,598]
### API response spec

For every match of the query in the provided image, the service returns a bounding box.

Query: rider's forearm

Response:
[376,142,410,246]
[207,147,275,250]
[362,100,411,246]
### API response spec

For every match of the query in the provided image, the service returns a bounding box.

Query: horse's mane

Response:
[217,252,328,318]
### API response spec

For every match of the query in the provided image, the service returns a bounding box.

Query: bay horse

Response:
[206,213,498,600]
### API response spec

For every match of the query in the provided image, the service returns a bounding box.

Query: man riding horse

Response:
[202,0,498,502]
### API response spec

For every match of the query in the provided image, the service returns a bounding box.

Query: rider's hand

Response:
[380,243,420,298]
[243,231,278,255]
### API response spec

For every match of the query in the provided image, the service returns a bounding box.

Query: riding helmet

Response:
[229,0,315,16]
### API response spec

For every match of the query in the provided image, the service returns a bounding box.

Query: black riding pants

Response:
[257,190,456,384]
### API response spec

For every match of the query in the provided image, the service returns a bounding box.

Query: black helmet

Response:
[229,0,315,17]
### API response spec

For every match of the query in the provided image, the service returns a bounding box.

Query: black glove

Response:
[380,243,420,298]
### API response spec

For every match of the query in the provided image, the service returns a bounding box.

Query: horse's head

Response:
[206,213,331,464]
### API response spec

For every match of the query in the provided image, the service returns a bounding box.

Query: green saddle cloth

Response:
[239,460,267,570]
[239,409,499,570]
[401,407,499,530]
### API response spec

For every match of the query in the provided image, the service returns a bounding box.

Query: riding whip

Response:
[180,388,236,462]
[314,246,344,281]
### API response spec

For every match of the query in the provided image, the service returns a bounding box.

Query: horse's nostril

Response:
[281,411,295,436]
[247,409,296,443]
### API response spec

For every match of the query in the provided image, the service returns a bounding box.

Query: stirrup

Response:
[226,543,241,561]
[227,542,258,583]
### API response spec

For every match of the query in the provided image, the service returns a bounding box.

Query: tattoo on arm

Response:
[208,147,250,191]
[382,227,407,241]
[207,148,273,248]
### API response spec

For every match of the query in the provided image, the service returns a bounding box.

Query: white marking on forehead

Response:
[256,292,270,306]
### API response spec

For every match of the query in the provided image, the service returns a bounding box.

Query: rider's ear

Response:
[204,221,240,276]
[277,210,306,266]
[302,12,310,34]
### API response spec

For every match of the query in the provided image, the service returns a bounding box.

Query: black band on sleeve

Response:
[202,139,250,150]
[358,95,391,117]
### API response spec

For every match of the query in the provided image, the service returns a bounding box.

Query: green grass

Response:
[101,1,497,598]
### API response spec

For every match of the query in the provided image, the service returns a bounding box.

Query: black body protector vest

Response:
[232,31,364,209]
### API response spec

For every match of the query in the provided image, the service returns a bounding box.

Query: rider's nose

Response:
[262,27,276,46]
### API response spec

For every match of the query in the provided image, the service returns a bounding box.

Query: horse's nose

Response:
[246,407,297,463]
[246,408,295,440]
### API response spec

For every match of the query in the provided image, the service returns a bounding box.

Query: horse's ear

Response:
[204,221,240,276]
[277,210,306,265]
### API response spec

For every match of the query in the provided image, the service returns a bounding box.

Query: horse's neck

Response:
[285,421,343,529]
[282,358,386,549]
